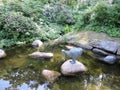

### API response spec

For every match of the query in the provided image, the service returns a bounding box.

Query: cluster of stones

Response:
[30,40,61,82]
[69,40,120,64]
[0,39,86,83]
[30,40,87,79]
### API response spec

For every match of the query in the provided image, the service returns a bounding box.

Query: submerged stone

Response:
[98,55,117,64]
[0,49,6,59]
[61,59,87,76]
[103,55,117,64]
[29,52,53,59]
[42,69,61,82]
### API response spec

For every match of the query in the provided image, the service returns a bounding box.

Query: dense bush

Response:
[0,0,120,48]
[73,1,120,37]
[0,12,38,47]
[2,0,43,22]
[82,1,120,27]
[43,2,75,24]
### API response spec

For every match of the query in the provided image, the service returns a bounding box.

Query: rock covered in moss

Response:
[0,49,6,59]
[61,59,87,76]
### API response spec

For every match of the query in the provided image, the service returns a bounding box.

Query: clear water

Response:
[0,44,120,90]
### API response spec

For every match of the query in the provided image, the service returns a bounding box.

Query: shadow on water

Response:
[0,44,120,90]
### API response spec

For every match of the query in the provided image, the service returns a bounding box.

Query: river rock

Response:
[90,40,120,54]
[42,69,61,82]
[0,49,6,58]
[69,42,93,50]
[29,52,53,58]
[92,48,109,55]
[61,59,87,76]
[32,40,43,49]
[117,48,120,55]
[99,55,117,64]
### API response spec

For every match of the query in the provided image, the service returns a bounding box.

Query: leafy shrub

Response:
[83,1,120,27]
[2,0,43,22]
[43,2,75,24]
[0,12,38,42]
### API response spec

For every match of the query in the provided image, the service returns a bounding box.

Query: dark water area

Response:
[0,44,120,90]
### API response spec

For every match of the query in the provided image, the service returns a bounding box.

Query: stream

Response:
[0,44,120,90]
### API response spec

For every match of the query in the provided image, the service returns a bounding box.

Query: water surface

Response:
[0,44,120,90]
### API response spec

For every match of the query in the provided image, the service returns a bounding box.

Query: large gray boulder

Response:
[90,40,120,54]
[0,49,6,59]
[29,52,53,59]
[61,59,87,76]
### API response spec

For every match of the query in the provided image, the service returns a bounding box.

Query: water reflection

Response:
[0,45,120,90]
[0,79,51,90]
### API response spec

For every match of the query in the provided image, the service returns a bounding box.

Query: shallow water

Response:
[0,44,120,90]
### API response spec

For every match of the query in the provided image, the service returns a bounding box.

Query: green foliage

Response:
[0,0,120,48]
[2,0,9,4]
[3,0,43,18]
[81,1,120,27]
[73,1,120,37]
[0,11,38,47]
[43,2,75,24]
[64,24,72,33]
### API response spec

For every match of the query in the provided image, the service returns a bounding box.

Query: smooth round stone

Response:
[61,59,87,76]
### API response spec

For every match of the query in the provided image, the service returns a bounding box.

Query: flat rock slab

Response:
[92,48,109,55]
[29,52,53,59]
[90,40,120,54]
[61,59,87,76]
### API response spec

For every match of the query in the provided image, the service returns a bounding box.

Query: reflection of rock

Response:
[29,52,53,58]
[61,59,87,76]
[42,69,61,82]
[0,49,6,58]
[32,40,43,49]
[86,83,111,90]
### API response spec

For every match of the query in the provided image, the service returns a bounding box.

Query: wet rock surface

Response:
[0,49,6,59]
[90,40,120,54]
[61,59,87,76]
[42,69,61,82]
[29,52,53,59]
[54,31,120,64]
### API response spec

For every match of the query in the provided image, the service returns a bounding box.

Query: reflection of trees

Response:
[3,64,48,89]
